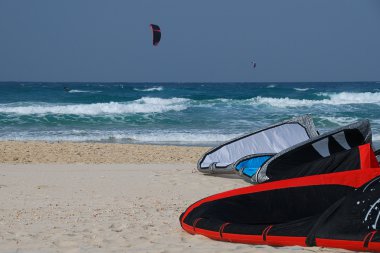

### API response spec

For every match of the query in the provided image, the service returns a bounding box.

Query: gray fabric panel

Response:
[332,132,351,150]
[198,115,318,173]
[311,138,330,157]
[201,123,308,168]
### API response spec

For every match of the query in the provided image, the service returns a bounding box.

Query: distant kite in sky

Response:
[251,60,257,69]
[150,24,161,46]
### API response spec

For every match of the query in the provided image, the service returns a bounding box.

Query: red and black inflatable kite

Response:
[150,24,161,46]
[180,144,380,252]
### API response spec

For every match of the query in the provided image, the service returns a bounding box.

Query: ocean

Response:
[0,82,379,148]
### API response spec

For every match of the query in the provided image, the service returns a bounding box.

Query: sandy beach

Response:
[1,0,378,251]
[0,141,209,164]
[0,142,353,253]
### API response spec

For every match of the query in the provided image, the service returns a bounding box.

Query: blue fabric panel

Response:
[235,155,273,177]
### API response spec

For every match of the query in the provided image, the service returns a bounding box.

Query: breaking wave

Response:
[318,116,359,126]
[0,130,238,145]
[317,92,380,103]
[249,92,380,108]
[1,92,380,116]
[0,97,189,115]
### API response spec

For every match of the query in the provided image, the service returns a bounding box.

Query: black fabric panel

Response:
[188,211,319,238]
[265,129,365,181]
[267,147,361,181]
[306,197,346,246]
[195,218,225,232]
[262,143,323,180]
[371,233,380,243]
[345,129,366,148]
[154,32,161,44]
[328,136,346,154]
[312,176,380,242]
[266,144,323,173]
[183,185,353,229]
[269,216,318,237]
[223,223,267,236]
[151,24,160,30]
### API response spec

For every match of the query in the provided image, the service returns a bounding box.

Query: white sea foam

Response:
[266,84,277,88]
[319,116,359,126]
[373,134,380,142]
[123,132,238,143]
[317,92,380,103]
[248,97,318,107]
[373,134,380,149]
[134,86,163,92]
[0,130,238,145]
[293,88,310,91]
[68,89,101,93]
[0,97,189,115]
[248,92,380,108]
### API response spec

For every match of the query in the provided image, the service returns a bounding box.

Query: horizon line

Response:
[0,80,379,84]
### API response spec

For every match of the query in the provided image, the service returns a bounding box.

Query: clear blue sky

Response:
[0,0,379,82]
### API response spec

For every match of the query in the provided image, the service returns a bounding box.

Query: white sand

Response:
[0,163,352,253]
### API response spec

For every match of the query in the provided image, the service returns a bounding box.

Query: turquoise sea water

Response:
[0,82,379,147]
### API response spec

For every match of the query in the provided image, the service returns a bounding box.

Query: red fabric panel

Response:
[358,143,379,169]
[266,235,307,247]
[315,238,379,252]
[360,143,372,169]
[218,233,263,244]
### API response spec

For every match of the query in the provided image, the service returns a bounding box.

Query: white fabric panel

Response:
[311,138,330,157]
[201,123,310,168]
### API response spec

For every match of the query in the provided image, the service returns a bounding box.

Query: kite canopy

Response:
[236,119,372,183]
[180,143,380,252]
[197,115,318,174]
[150,24,161,46]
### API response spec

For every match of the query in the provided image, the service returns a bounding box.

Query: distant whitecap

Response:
[134,86,163,92]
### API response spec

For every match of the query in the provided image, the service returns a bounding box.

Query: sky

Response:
[0,0,380,82]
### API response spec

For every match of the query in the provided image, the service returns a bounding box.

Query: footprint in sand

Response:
[36,185,49,189]
[52,240,78,248]
[109,223,124,232]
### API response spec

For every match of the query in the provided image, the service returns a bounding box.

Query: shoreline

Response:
[0,141,210,164]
